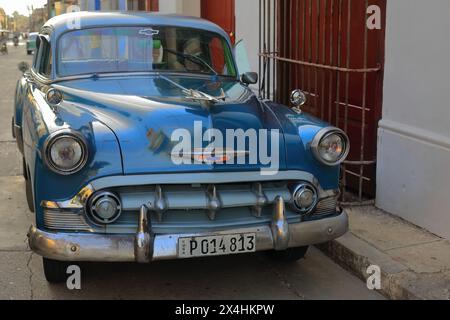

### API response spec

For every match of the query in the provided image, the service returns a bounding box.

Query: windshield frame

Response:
[55,25,239,80]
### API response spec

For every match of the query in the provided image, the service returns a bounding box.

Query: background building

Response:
[29,7,48,31]
[47,0,159,17]
[0,8,7,30]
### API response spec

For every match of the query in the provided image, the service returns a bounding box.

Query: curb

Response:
[316,233,426,300]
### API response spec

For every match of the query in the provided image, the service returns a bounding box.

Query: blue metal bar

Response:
[95,0,101,11]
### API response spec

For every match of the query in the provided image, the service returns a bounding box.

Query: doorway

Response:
[201,0,236,43]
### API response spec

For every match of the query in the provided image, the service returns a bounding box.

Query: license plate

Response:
[178,233,256,258]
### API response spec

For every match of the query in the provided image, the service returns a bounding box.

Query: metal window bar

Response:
[259,0,383,205]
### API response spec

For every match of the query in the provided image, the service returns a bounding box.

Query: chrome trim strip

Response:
[41,184,95,210]
[43,210,93,232]
[27,211,348,262]
[91,171,315,190]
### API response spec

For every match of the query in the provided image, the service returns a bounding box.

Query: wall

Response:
[235,0,259,74]
[377,0,450,239]
[158,0,200,17]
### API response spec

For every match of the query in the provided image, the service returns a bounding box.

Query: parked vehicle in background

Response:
[26,32,38,55]
[14,12,350,283]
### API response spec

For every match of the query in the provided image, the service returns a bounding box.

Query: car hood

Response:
[54,75,287,175]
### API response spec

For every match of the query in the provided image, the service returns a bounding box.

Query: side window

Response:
[32,36,42,70]
[41,42,52,77]
[34,35,52,78]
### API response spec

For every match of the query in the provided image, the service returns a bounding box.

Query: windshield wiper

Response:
[183,88,226,103]
[158,74,226,104]
[165,48,218,76]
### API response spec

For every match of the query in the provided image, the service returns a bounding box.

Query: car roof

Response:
[43,11,230,41]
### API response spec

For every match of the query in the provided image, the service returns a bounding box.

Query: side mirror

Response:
[18,62,30,73]
[241,72,258,85]
[290,89,307,107]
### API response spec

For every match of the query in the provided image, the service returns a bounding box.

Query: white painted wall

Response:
[235,0,259,74]
[377,0,450,239]
[158,0,200,17]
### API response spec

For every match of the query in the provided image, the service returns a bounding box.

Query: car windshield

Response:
[58,26,237,78]
[29,33,38,41]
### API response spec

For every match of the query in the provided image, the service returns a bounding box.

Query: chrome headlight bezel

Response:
[86,191,122,225]
[311,127,350,166]
[290,182,319,215]
[43,130,89,175]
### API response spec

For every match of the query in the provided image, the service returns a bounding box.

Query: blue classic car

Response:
[13,12,349,283]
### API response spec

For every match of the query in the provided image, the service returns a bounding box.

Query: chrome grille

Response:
[42,181,339,234]
[43,209,92,231]
[314,197,338,216]
[118,182,293,212]
[102,182,298,233]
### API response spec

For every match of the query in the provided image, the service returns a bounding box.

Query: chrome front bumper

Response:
[28,202,348,262]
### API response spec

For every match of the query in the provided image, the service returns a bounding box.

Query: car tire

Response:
[22,158,28,180]
[43,258,71,283]
[25,166,34,212]
[267,246,309,262]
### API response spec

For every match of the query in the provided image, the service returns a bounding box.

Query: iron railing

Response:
[258,0,385,205]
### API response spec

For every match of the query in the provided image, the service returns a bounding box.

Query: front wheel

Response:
[267,246,309,262]
[43,258,71,283]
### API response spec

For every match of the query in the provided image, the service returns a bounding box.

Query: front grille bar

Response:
[146,185,168,222]
[120,184,293,222]
[252,182,268,218]
[206,185,221,221]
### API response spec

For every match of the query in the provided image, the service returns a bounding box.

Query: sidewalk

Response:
[317,206,450,300]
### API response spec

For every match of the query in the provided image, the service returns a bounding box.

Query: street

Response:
[0,41,384,300]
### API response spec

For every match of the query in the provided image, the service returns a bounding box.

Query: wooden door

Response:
[201,0,236,43]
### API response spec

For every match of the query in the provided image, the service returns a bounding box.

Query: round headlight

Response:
[88,191,122,224]
[311,128,350,166]
[291,183,318,214]
[44,131,88,175]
